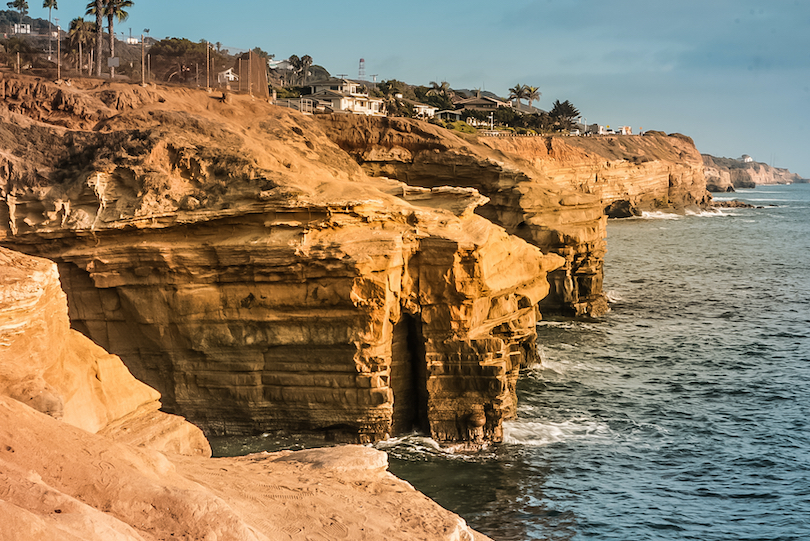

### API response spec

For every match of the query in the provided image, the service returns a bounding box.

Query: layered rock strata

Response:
[0,74,560,443]
[317,117,711,316]
[703,154,808,191]
[0,247,490,540]
[0,246,209,455]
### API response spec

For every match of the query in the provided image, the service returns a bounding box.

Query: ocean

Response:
[213,184,810,540]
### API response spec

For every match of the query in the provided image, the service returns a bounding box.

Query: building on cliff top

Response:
[305,77,386,116]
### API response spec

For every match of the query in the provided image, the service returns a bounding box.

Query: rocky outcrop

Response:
[0,73,561,444]
[703,154,808,191]
[702,155,736,192]
[0,246,209,455]
[0,247,490,540]
[317,117,711,316]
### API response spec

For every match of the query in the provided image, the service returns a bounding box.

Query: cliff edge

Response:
[0,246,489,540]
[0,73,561,444]
[317,117,710,316]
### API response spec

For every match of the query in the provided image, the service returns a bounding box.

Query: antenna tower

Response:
[358,58,366,81]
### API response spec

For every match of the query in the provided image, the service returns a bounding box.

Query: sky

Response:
[35,0,810,177]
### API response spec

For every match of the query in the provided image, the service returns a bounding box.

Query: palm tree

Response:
[68,17,93,74]
[427,80,453,99]
[299,54,312,85]
[43,0,57,57]
[91,0,102,75]
[526,85,541,110]
[6,0,28,29]
[86,0,133,78]
[509,84,529,109]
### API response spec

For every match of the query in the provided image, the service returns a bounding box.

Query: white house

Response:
[217,68,239,85]
[436,110,462,122]
[399,99,437,118]
[588,124,607,135]
[306,78,385,116]
[269,59,294,71]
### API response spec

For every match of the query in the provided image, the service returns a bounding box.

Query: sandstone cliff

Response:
[0,246,209,455]
[703,154,808,191]
[0,73,561,444]
[0,247,490,540]
[317,117,711,316]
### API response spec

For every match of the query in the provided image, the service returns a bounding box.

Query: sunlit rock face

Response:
[0,248,491,541]
[703,154,808,191]
[316,118,710,317]
[0,74,562,444]
[0,246,210,455]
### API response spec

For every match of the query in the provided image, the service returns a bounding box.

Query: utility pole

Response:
[141,34,145,85]
[238,58,242,92]
[56,23,61,80]
[248,49,253,97]
[205,41,210,90]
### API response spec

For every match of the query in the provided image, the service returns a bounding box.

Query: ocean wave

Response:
[503,418,611,446]
[685,208,726,217]
[526,352,570,376]
[606,290,623,303]
[375,433,495,461]
[639,211,683,220]
[537,320,600,332]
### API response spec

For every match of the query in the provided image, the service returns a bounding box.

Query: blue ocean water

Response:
[381,184,810,540]
[213,184,810,540]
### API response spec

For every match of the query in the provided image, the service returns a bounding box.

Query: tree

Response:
[68,16,93,74]
[92,0,102,75]
[86,0,133,78]
[508,84,529,109]
[299,54,312,85]
[43,0,56,57]
[526,85,541,110]
[148,37,228,83]
[549,99,581,131]
[6,0,28,28]
[427,80,454,100]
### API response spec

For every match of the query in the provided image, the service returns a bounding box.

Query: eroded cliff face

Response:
[0,246,209,455]
[317,117,711,316]
[0,247,490,541]
[702,154,808,191]
[0,74,561,444]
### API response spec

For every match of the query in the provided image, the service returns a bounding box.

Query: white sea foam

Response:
[376,433,442,453]
[639,210,682,220]
[606,290,623,303]
[530,351,569,375]
[503,418,611,446]
[375,433,495,460]
[537,320,599,332]
[685,208,726,217]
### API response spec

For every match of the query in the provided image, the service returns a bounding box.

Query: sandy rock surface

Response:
[0,246,489,540]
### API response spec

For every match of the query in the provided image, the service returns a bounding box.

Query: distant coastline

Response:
[703,154,808,192]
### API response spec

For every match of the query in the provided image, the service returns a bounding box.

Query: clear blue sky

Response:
[42,0,810,177]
